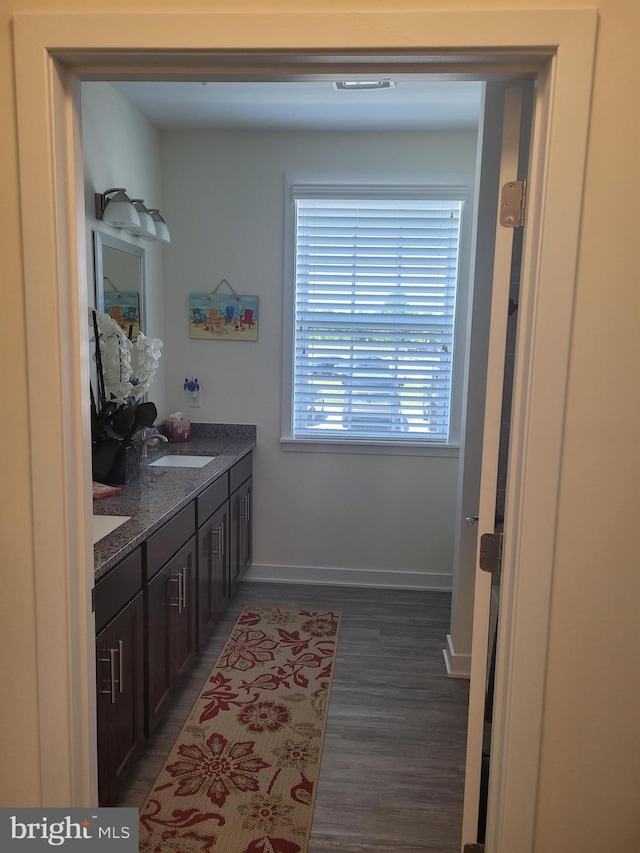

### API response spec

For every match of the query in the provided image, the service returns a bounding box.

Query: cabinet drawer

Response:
[94,548,142,634]
[146,502,196,581]
[197,474,228,527]
[229,452,252,493]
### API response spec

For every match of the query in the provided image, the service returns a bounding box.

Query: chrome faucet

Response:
[137,427,169,458]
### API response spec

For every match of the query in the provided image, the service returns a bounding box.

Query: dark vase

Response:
[94,441,140,485]
[107,442,140,485]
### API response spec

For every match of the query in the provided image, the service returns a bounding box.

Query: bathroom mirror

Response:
[93,231,146,338]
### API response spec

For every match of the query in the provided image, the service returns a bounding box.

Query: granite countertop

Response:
[93,424,256,581]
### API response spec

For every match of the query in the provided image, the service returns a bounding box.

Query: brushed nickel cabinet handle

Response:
[170,573,182,612]
[240,496,246,522]
[180,568,187,610]
[219,523,224,559]
[118,640,124,694]
[246,493,250,524]
[99,650,117,704]
[210,526,221,557]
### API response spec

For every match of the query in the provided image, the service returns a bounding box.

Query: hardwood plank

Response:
[115,582,468,852]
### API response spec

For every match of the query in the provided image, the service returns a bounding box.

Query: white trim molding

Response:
[291,182,471,200]
[443,633,472,679]
[246,564,453,591]
[281,170,475,449]
[280,438,460,457]
[12,9,597,849]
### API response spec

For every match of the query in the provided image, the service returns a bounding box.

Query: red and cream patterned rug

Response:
[140,605,341,853]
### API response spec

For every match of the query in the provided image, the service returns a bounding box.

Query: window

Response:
[286,185,464,446]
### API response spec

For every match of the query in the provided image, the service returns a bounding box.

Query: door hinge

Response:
[480,532,503,574]
[500,179,527,227]
[463,844,485,853]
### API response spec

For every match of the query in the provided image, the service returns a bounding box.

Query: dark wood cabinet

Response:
[172,538,198,683]
[197,453,253,640]
[229,452,253,595]
[95,591,145,807]
[145,499,198,734]
[146,561,172,731]
[146,536,197,734]
[197,500,229,649]
[94,448,253,803]
[212,502,231,618]
[230,476,252,596]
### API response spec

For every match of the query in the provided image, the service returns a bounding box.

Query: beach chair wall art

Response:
[189,287,258,341]
[103,291,141,338]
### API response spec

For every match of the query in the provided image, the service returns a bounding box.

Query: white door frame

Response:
[12,9,597,851]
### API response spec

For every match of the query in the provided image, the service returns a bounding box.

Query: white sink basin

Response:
[149,454,217,468]
[92,515,131,544]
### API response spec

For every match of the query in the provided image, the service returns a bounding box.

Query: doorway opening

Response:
[12,11,596,852]
[82,74,490,851]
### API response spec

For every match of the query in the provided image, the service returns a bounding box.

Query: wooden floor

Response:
[116,582,469,853]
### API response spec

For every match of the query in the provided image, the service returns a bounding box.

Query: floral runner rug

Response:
[140,605,341,853]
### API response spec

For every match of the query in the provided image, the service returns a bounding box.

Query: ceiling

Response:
[110,80,483,132]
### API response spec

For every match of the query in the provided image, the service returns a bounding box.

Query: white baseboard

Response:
[442,633,471,679]
[246,563,452,591]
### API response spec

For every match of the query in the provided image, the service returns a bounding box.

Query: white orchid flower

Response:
[95,314,162,406]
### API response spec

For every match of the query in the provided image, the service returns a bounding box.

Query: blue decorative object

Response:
[184,377,199,393]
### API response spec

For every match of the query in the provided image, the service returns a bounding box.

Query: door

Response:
[461,84,530,850]
[446,82,511,679]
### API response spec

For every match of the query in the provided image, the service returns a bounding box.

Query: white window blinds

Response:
[292,189,463,442]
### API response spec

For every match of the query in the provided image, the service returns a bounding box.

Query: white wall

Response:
[81,82,167,418]
[161,129,478,583]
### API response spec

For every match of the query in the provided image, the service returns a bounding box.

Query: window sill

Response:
[280,438,460,457]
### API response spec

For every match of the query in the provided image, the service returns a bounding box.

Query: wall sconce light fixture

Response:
[127,200,157,240]
[94,188,141,229]
[95,188,171,243]
[148,209,171,244]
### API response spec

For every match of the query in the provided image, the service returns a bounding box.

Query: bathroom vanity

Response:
[92,424,255,805]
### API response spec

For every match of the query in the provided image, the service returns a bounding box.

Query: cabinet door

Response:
[230,478,252,596]
[230,487,240,598]
[147,536,198,735]
[171,536,197,684]
[212,501,230,618]
[197,502,228,649]
[197,518,213,651]
[240,478,253,577]
[146,563,173,735]
[96,592,145,806]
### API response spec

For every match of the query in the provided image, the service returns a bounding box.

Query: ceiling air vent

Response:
[332,80,396,91]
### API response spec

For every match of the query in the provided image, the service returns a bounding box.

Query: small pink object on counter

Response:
[164,417,191,442]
